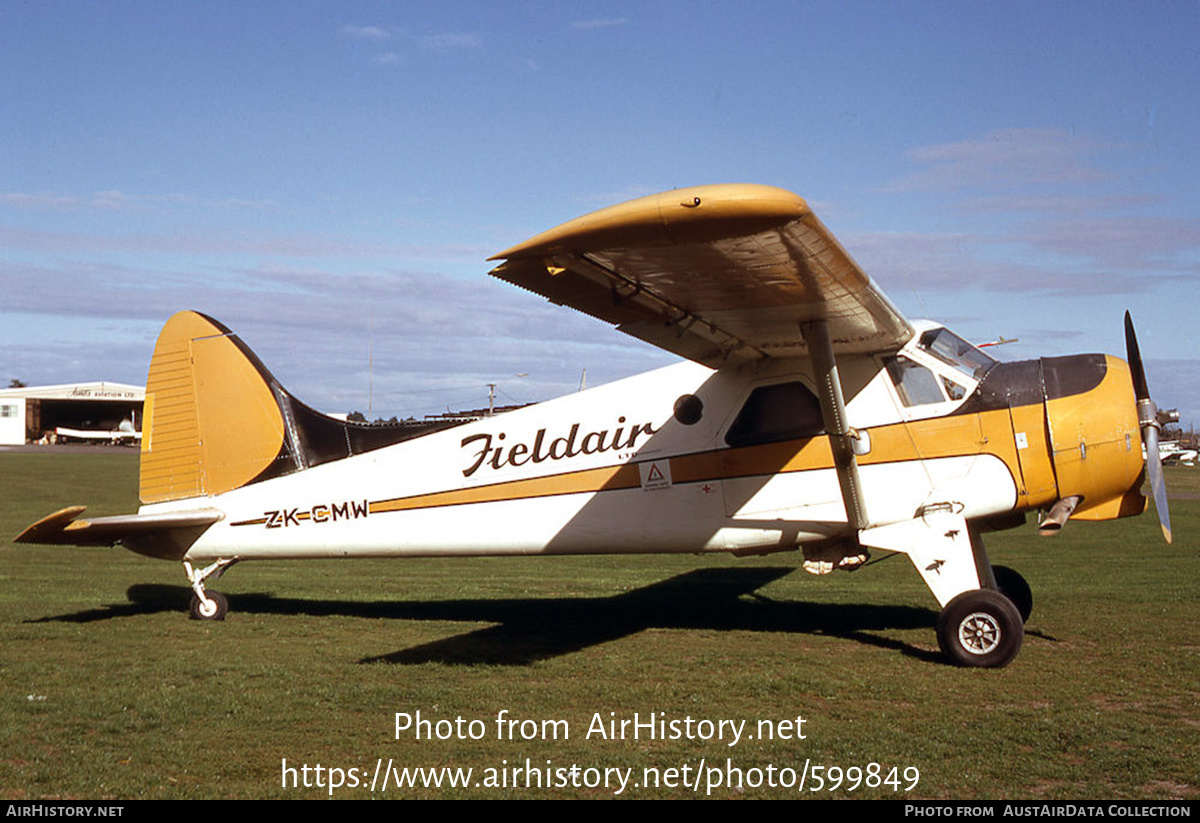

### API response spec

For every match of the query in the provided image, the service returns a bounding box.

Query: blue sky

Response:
[2,2,1198,424]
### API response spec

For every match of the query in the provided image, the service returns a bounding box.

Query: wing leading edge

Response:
[489,184,912,368]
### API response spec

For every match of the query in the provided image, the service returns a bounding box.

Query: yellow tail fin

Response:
[139,311,457,505]
[139,312,287,504]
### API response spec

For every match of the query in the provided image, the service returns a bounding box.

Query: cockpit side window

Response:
[941,376,967,401]
[918,327,996,380]
[725,382,825,448]
[885,356,947,407]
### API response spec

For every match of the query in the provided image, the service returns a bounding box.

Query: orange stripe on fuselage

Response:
[362,406,1041,517]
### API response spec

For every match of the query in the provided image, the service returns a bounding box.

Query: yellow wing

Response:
[489,184,912,367]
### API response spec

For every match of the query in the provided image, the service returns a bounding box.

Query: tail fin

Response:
[140,312,288,503]
[139,311,460,505]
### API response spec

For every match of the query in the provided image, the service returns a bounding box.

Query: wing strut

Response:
[800,319,870,532]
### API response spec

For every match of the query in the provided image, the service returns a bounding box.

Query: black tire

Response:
[189,591,228,621]
[991,565,1033,623]
[936,589,1023,668]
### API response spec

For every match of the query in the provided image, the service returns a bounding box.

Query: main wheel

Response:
[189,591,229,621]
[991,565,1033,622]
[936,589,1023,668]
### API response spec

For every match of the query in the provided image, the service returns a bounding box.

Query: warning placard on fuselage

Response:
[639,460,672,491]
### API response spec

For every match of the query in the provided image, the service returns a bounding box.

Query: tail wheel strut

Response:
[184,559,237,621]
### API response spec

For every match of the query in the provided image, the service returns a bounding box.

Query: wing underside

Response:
[489,184,912,367]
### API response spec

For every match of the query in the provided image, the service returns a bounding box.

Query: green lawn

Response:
[2,452,1197,799]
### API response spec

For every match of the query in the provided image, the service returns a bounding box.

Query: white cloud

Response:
[419,32,481,51]
[868,129,1200,294]
[0,191,134,211]
[0,254,673,416]
[0,193,82,209]
[337,27,481,63]
[339,25,391,40]
[0,190,278,214]
[1144,360,1200,427]
[888,128,1114,193]
[570,18,628,30]
[0,223,487,261]
[1023,216,1200,273]
[845,228,1169,297]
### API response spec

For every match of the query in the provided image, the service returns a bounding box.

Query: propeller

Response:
[1125,311,1175,543]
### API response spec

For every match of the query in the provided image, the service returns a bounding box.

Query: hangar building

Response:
[0,382,145,446]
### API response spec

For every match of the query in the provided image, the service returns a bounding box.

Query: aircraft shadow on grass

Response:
[31,567,993,665]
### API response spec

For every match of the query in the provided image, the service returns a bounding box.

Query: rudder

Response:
[140,312,287,503]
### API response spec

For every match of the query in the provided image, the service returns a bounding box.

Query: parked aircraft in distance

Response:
[54,418,141,445]
[15,184,1175,667]
[1154,441,1197,466]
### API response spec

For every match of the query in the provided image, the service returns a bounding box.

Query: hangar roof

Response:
[0,382,144,401]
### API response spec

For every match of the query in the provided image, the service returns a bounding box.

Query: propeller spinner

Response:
[1125,311,1175,543]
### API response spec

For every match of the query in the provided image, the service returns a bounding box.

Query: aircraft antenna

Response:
[977,336,1018,349]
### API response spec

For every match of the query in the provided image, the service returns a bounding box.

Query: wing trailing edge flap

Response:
[14,505,222,561]
[489,184,912,368]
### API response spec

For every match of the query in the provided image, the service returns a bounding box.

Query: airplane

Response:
[1152,441,1197,467]
[54,418,142,445]
[14,184,1176,668]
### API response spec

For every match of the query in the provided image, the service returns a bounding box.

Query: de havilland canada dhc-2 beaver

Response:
[16,184,1176,667]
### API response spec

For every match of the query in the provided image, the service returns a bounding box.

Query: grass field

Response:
[1,450,1197,799]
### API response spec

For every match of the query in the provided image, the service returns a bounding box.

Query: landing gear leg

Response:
[859,512,1024,667]
[184,559,237,621]
[936,527,1024,667]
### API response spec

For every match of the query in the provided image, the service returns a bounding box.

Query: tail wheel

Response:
[937,589,1023,668]
[991,565,1033,623]
[189,591,228,621]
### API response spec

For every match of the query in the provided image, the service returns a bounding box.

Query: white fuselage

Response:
[157,336,1018,563]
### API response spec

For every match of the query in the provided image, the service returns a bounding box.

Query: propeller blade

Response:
[1123,311,1152,400]
[1125,310,1150,400]
[1142,422,1173,544]
[1125,311,1172,543]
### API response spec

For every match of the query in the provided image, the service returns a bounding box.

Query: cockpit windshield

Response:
[918,328,997,381]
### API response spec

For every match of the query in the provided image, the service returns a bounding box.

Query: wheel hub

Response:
[958,612,1001,655]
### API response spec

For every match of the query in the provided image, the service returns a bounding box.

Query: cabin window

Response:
[0,404,16,418]
[918,327,996,380]
[725,382,824,447]
[673,394,703,425]
[886,356,947,406]
[941,376,967,401]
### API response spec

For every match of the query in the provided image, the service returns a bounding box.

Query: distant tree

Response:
[347,411,367,423]
[8,378,26,388]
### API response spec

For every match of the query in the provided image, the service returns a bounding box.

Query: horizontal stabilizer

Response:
[14,506,222,560]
